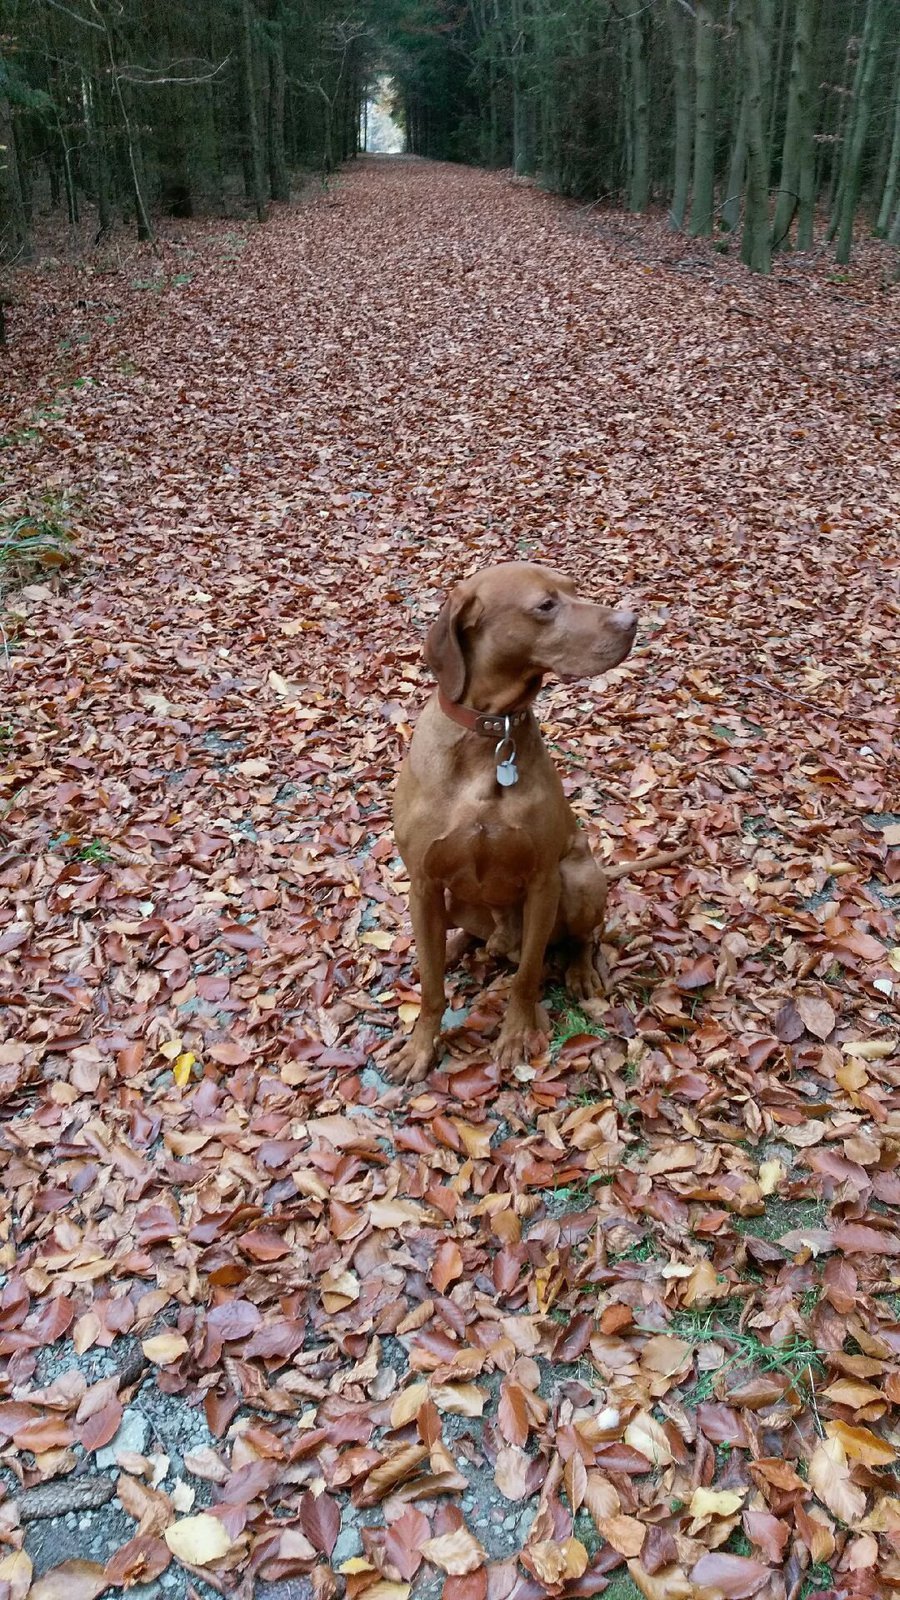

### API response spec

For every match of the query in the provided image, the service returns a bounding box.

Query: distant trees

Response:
[3,0,899,276]
[387,0,900,273]
[0,0,375,263]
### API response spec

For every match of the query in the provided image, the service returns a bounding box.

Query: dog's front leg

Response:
[387,882,447,1083]
[495,871,559,1070]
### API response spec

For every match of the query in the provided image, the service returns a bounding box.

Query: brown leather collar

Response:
[438,688,532,738]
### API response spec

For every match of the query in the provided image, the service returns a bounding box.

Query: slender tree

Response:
[689,0,718,236]
[834,0,886,263]
[737,0,772,272]
[627,1,650,211]
[668,0,693,229]
[241,0,269,221]
[875,39,900,236]
[772,0,819,247]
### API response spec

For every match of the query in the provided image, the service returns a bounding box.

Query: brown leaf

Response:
[494,1445,533,1501]
[299,1492,341,1557]
[207,1299,263,1340]
[103,1536,171,1587]
[431,1241,464,1293]
[826,1420,896,1466]
[796,994,836,1040]
[29,1563,108,1600]
[773,1002,804,1043]
[384,1507,430,1581]
[420,1529,486,1576]
[0,1552,33,1600]
[688,1553,771,1597]
[808,1436,866,1524]
[497,1380,529,1447]
[359,1445,429,1505]
[442,1572,488,1600]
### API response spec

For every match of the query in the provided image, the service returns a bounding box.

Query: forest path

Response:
[1,157,899,1595]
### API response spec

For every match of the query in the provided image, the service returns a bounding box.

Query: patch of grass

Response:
[723,1527,753,1556]
[800,1564,833,1598]
[609,1234,659,1265]
[734,1195,827,1246]
[76,839,112,864]
[672,1304,825,1404]
[548,990,607,1060]
[597,1580,642,1600]
[0,498,77,601]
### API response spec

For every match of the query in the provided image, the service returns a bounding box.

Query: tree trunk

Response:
[0,93,31,263]
[757,0,776,185]
[512,82,529,174]
[510,0,531,175]
[689,0,718,236]
[767,0,790,155]
[827,2,862,225]
[875,42,900,235]
[241,0,268,221]
[668,0,693,229]
[267,13,290,200]
[835,0,886,264]
[722,91,747,232]
[772,0,819,248]
[87,33,113,238]
[628,4,649,210]
[738,0,772,272]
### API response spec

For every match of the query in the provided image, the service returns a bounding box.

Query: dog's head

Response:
[425,562,637,706]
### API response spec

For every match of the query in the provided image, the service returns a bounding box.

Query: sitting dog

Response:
[389,561,681,1082]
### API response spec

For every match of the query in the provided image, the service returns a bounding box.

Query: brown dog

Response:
[390,562,679,1083]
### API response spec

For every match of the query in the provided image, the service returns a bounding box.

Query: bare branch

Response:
[44,0,105,31]
[116,56,232,87]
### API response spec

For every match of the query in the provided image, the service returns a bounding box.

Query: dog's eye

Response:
[536,596,557,615]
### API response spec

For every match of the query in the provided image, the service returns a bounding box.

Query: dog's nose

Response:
[611,609,638,634]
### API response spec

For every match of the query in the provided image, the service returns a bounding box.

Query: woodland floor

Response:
[1,156,900,1600]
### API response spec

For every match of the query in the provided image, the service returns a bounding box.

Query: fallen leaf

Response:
[420,1528,486,1575]
[164,1513,233,1565]
[141,1332,189,1365]
[28,1563,108,1600]
[808,1436,866,1524]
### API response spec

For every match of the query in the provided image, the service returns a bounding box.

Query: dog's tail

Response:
[602,845,690,882]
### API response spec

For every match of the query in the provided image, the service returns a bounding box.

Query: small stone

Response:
[96,1406,149,1468]
[516,1507,535,1541]
[332,1524,363,1566]
[503,1514,516,1530]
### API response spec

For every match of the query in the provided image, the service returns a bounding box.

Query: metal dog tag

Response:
[495,719,518,787]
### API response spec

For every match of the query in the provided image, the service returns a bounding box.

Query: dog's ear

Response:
[425,590,477,701]
[425,596,466,700]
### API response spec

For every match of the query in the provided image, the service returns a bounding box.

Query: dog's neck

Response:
[440,670,544,724]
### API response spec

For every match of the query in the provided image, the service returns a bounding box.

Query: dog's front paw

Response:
[495,1005,549,1071]
[384,1020,441,1085]
[566,942,610,1001]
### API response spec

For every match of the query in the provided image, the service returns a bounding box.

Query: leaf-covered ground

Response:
[1,158,899,1600]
